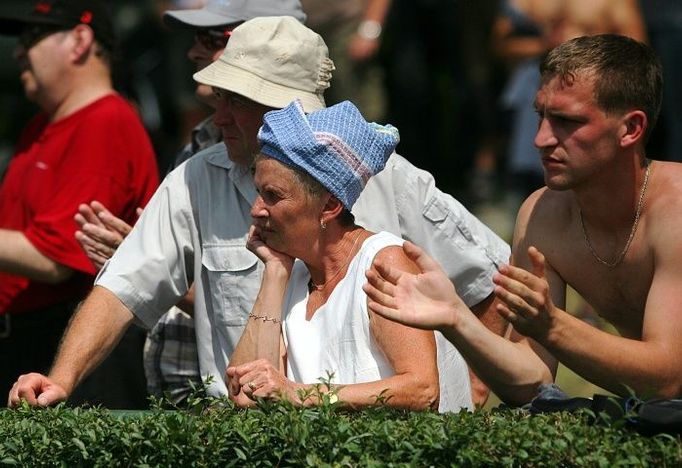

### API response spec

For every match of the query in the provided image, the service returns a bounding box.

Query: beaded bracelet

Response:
[248,312,280,324]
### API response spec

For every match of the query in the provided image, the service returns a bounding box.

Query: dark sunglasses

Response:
[195,28,233,51]
[18,24,67,49]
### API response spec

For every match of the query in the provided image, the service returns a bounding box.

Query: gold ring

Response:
[248,382,257,391]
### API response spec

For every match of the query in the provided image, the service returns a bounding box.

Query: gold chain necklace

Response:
[308,229,364,291]
[579,162,651,268]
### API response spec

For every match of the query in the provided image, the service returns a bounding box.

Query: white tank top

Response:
[282,231,473,412]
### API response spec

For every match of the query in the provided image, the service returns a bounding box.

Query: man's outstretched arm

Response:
[496,246,682,398]
[364,241,555,406]
[8,285,134,407]
[468,293,510,406]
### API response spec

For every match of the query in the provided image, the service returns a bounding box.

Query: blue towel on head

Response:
[258,100,399,209]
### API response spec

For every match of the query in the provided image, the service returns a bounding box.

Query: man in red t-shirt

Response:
[0,0,159,403]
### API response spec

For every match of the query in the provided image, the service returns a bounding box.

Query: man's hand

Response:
[493,246,557,340]
[363,241,467,331]
[74,201,141,271]
[7,373,68,408]
[226,359,302,407]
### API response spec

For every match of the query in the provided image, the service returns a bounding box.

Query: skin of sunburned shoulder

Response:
[364,34,682,404]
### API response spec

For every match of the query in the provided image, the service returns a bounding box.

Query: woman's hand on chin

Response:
[247,224,294,273]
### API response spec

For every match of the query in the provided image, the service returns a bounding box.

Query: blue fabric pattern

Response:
[258,100,399,209]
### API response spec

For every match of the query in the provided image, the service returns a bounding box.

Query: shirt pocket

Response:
[201,243,261,327]
[422,195,473,250]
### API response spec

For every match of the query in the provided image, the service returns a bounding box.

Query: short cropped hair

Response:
[540,34,663,141]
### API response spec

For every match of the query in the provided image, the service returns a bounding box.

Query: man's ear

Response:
[320,194,344,225]
[70,24,96,62]
[619,110,647,148]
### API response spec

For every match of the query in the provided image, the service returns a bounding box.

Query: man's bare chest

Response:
[543,237,653,338]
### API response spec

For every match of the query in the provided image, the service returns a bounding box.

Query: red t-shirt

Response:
[0,94,159,314]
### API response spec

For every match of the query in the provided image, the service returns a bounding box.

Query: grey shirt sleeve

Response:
[95,164,197,329]
[353,153,510,307]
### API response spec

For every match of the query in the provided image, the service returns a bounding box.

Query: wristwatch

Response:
[357,19,382,40]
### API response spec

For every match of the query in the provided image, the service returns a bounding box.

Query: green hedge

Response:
[1,399,680,467]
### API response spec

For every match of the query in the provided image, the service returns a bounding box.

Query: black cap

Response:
[0,0,115,50]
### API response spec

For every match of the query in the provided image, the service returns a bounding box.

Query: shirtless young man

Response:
[365,34,682,405]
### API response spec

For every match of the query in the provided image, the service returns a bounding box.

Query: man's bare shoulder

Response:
[648,160,682,198]
[516,187,573,239]
[510,187,575,270]
[647,161,682,245]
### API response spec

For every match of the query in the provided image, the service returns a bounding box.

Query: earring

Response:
[320,219,327,230]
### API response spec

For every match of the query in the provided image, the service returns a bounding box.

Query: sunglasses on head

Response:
[18,24,68,49]
[195,28,233,51]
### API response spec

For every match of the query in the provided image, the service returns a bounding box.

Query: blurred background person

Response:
[113,1,201,174]
[300,0,391,123]
[640,0,682,162]
[0,0,159,407]
[379,0,501,199]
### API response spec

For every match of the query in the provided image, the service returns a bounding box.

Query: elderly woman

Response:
[226,100,472,412]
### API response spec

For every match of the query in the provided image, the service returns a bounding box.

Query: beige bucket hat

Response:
[193,16,334,113]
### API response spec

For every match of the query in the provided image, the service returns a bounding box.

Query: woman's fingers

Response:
[230,360,280,400]
[225,367,241,396]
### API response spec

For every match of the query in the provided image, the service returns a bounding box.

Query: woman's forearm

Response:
[294,373,439,411]
[229,264,290,369]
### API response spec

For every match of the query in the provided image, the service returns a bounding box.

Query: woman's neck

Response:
[304,225,369,320]
[306,226,367,293]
